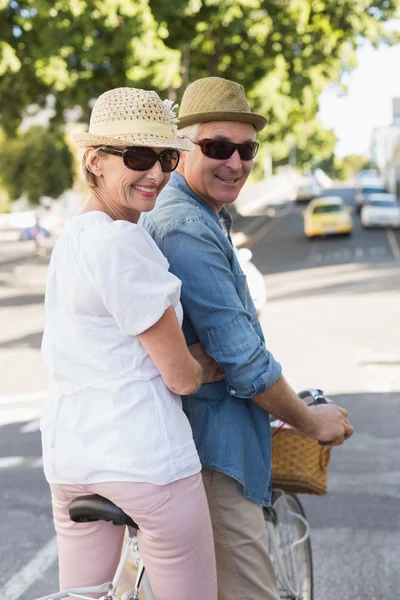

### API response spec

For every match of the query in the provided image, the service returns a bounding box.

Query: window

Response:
[313,205,342,214]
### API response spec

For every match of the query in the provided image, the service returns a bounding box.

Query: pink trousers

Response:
[50,473,217,600]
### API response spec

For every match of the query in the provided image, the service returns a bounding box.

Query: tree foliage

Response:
[1,0,399,171]
[316,153,371,180]
[0,125,74,204]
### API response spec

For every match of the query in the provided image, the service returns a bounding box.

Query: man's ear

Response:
[86,148,103,177]
[177,149,186,173]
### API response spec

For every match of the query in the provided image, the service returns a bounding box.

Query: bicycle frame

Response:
[35,526,156,600]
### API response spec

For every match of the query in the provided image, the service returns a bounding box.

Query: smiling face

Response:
[86,146,171,219]
[179,121,256,212]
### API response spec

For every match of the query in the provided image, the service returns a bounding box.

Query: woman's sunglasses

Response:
[100,146,180,173]
[192,138,259,161]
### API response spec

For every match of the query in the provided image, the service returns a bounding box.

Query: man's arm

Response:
[161,218,282,398]
[162,219,354,445]
[253,375,354,446]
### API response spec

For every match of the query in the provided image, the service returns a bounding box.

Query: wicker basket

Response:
[271,427,331,495]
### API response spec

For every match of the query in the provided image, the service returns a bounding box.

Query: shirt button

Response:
[231,389,236,395]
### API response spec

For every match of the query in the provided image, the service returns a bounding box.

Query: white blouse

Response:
[40,211,200,485]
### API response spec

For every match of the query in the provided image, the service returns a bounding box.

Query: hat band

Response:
[90,120,173,139]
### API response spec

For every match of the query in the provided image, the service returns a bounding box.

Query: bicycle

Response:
[35,388,331,600]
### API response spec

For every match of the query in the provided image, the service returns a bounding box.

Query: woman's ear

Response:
[86,147,103,177]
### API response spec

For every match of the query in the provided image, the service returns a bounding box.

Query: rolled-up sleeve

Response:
[161,218,282,399]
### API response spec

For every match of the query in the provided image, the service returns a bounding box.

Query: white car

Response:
[236,248,267,314]
[355,178,387,212]
[295,180,321,203]
[361,193,400,228]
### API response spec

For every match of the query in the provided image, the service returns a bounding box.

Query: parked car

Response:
[236,247,267,314]
[361,193,400,229]
[295,180,321,203]
[355,178,387,213]
[303,196,353,239]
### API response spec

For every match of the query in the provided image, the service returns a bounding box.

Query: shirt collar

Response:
[170,172,232,233]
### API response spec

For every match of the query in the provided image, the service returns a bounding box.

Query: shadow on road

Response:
[0,293,44,307]
[0,420,42,459]
[0,330,43,349]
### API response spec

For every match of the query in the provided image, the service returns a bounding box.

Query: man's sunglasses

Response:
[100,146,180,173]
[192,139,259,161]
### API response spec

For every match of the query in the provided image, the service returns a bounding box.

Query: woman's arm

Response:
[139,306,202,395]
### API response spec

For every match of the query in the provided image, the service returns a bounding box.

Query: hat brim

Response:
[71,131,193,152]
[177,111,267,133]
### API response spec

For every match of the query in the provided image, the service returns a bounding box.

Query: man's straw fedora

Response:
[178,77,267,132]
[72,87,193,151]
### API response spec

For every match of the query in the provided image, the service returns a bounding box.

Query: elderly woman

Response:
[40,88,218,600]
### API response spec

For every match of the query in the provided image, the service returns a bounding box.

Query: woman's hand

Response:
[189,343,225,384]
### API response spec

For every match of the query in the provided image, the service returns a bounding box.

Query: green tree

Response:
[0,126,74,204]
[316,153,371,180]
[149,0,399,164]
[0,0,179,133]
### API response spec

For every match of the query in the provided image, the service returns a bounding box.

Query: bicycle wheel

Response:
[264,491,313,600]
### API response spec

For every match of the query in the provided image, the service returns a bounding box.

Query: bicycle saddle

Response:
[69,494,139,529]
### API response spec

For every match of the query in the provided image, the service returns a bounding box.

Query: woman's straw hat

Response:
[72,87,193,151]
[178,77,267,132]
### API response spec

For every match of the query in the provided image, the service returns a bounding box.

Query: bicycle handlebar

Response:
[298,388,329,403]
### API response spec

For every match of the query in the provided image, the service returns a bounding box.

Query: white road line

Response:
[386,229,400,263]
[0,536,58,600]
[20,420,40,433]
[0,456,43,469]
[0,391,46,405]
[0,456,24,469]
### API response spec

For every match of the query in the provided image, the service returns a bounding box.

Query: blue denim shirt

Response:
[140,173,282,506]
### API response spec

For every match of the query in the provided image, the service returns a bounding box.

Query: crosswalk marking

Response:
[308,246,388,265]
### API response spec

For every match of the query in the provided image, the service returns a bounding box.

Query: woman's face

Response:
[92,147,172,213]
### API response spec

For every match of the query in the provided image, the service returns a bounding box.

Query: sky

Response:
[318,19,400,158]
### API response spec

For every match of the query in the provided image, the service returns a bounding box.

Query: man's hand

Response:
[188,343,225,384]
[298,404,354,447]
[253,375,354,446]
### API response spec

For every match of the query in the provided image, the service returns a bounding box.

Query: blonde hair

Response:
[80,146,104,188]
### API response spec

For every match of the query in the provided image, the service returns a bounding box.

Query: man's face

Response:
[180,121,256,212]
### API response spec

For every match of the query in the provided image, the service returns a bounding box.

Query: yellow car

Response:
[303,196,353,239]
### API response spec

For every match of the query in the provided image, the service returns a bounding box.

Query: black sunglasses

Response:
[192,138,259,161]
[100,146,180,173]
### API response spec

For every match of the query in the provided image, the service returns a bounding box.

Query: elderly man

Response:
[141,77,354,600]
